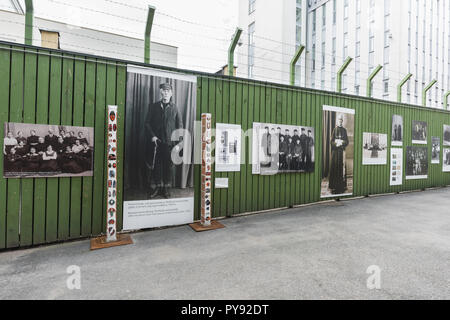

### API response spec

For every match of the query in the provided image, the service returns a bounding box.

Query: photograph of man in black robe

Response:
[321,106,355,198]
[328,115,349,194]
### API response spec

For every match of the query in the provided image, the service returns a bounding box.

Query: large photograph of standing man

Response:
[321,105,355,198]
[124,67,196,202]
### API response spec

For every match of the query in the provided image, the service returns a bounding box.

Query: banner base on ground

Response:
[90,234,133,251]
[189,220,225,232]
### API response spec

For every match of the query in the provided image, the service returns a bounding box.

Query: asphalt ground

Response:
[0,188,449,299]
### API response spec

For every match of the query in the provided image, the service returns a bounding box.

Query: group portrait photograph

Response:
[3,123,94,178]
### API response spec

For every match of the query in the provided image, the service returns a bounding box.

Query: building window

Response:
[248,22,255,78]
[40,30,60,49]
[333,0,337,24]
[312,10,316,34]
[322,4,326,27]
[249,0,256,14]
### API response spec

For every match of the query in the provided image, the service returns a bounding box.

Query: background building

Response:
[0,1,178,67]
[237,0,450,108]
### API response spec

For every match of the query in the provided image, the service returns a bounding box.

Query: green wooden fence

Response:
[1,42,449,250]
[0,43,126,249]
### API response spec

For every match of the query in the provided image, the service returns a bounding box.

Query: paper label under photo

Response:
[123,198,194,230]
[390,148,403,186]
[215,178,229,189]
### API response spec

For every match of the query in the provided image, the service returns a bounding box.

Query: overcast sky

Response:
[4,0,239,72]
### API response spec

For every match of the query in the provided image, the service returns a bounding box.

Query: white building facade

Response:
[237,0,450,108]
[0,2,178,68]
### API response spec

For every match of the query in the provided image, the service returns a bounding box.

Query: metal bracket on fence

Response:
[228,28,243,77]
[366,65,382,98]
[397,73,412,103]
[337,57,352,93]
[25,0,33,46]
[290,45,305,86]
[444,91,450,110]
[144,5,156,64]
[422,79,437,107]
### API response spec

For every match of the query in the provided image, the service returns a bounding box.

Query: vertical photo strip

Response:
[431,137,440,164]
[391,115,403,146]
[443,148,450,172]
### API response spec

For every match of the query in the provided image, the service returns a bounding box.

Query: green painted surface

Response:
[0,44,450,249]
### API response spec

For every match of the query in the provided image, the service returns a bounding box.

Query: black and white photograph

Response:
[444,125,450,146]
[406,146,428,179]
[123,66,196,230]
[3,122,94,178]
[362,132,388,165]
[321,105,355,198]
[391,115,403,146]
[252,123,315,175]
[412,120,427,144]
[443,149,450,172]
[215,123,241,172]
[431,137,440,164]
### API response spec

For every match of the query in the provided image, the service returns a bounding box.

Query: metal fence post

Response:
[422,80,437,107]
[290,45,305,85]
[24,0,33,45]
[397,73,412,103]
[443,91,450,110]
[228,28,243,77]
[366,65,383,98]
[144,5,156,64]
[336,57,352,93]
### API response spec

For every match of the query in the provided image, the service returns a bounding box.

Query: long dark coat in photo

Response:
[329,126,349,193]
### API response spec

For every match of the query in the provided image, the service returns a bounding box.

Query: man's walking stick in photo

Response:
[151,143,158,170]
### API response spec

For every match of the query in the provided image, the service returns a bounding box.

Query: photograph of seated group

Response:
[3,122,94,178]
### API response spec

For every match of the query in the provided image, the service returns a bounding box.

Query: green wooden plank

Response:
[91,61,107,235]
[213,78,223,217]
[234,80,243,215]
[20,49,37,246]
[80,60,96,236]
[221,79,229,216]
[45,52,62,243]
[69,59,85,239]
[33,51,50,245]
[263,87,271,210]
[115,64,126,231]
[245,82,254,213]
[240,82,249,213]
[257,85,265,211]
[280,89,287,208]
[0,45,11,249]
[250,83,259,212]
[58,54,74,240]
[6,48,24,248]
[227,79,236,216]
